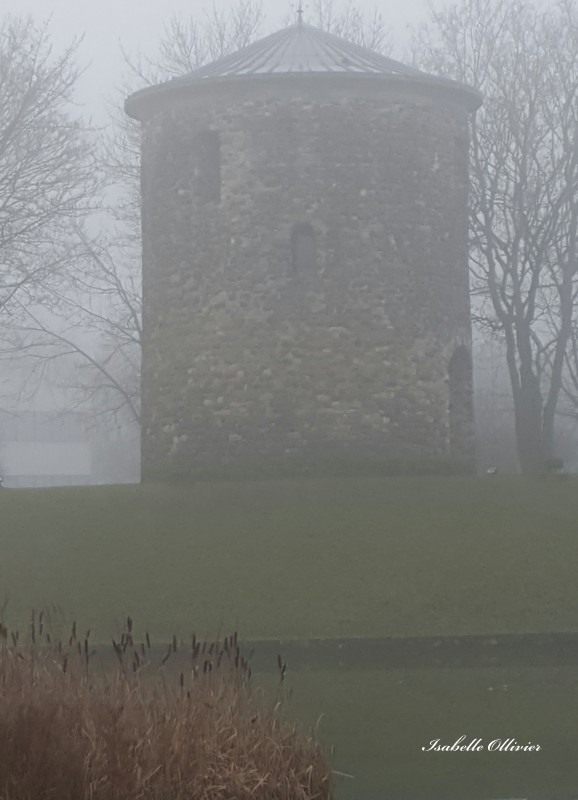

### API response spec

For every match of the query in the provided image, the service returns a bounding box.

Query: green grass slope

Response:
[1,477,577,642]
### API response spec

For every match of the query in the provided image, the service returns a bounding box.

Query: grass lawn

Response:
[268,665,578,800]
[1,475,578,643]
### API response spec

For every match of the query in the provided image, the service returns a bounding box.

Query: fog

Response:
[2,0,434,488]
[0,0,575,487]
[2,4,578,796]
[2,0,430,125]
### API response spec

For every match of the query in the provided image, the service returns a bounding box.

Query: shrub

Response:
[0,614,333,799]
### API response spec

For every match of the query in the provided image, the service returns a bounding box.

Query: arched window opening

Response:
[291,222,316,272]
[195,129,221,202]
[448,346,472,456]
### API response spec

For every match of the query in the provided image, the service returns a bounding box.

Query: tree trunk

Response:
[513,375,544,475]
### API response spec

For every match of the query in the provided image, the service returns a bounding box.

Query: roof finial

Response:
[296,0,304,24]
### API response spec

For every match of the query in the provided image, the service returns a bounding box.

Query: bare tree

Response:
[414,0,578,474]
[147,0,265,78]
[561,310,578,423]
[0,15,97,319]
[301,0,390,53]
[1,228,141,424]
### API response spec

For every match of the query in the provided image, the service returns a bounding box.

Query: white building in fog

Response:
[0,413,92,487]
[0,412,139,487]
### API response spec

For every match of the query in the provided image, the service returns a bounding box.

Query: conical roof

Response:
[125,22,481,119]
[174,22,424,80]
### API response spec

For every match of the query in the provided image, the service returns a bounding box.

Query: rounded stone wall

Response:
[134,73,476,479]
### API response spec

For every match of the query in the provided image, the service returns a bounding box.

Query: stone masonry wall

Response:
[139,77,474,479]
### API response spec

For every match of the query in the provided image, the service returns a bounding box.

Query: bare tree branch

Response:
[0,14,99,318]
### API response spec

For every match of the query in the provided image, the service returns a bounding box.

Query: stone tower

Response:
[125,22,482,481]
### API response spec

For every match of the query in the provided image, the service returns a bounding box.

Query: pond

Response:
[261,665,578,800]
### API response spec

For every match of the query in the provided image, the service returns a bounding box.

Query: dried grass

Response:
[0,613,333,799]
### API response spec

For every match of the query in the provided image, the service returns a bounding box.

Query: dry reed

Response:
[0,612,333,799]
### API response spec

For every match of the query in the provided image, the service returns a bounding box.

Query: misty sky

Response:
[5,0,432,123]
